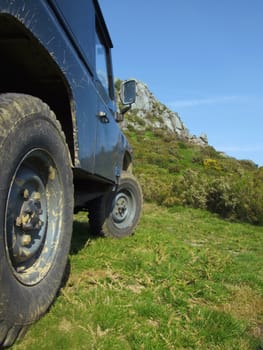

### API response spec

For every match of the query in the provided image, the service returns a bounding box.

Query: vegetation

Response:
[13,204,263,349]
[124,127,263,226]
[117,77,263,225]
[12,88,263,349]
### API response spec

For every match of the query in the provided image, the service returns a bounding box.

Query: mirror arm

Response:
[121,104,132,115]
[116,104,132,123]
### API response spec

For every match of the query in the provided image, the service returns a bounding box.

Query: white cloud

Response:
[168,95,240,108]
[215,144,263,165]
[217,145,263,153]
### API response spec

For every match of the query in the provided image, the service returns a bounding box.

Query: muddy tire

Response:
[0,94,73,348]
[88,172,142,238]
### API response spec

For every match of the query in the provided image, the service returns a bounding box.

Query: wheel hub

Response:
[5,149,61,284]
[112,193,130,223]
[13,190,44,263]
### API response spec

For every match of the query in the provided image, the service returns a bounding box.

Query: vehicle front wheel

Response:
[0,94,73,348]
[88,172,143,238]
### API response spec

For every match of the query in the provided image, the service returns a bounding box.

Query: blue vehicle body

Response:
[0,0,132,203]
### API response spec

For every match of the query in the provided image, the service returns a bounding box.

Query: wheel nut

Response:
[19,247,31,258]
[21,234,31,246]
[33,192,41,200]
[23,189,29,200]
[15,216,22,227]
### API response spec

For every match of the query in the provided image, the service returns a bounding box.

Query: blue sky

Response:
[99,1,263,166]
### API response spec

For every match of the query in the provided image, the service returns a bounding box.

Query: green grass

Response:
[124,129,263,225]
[13,204,263,350]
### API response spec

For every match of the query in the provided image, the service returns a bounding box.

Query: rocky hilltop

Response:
[120,80,208,146]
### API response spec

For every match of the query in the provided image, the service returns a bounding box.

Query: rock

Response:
[120,79,208,146]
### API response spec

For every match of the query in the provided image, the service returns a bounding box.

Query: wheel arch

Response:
[122,151,133,173]
[0,12,76,166]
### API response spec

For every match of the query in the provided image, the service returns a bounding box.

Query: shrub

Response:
[203,158,222,171]
[206,177,238,218]
[123,119,263,226]
[173,169,208,209]
[234,174,263,225]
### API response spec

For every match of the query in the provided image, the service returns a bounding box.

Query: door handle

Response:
[97,111,109,124]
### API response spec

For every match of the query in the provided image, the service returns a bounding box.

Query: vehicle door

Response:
[94,24,121,182]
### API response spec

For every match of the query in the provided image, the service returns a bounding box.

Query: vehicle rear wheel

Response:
[0,94,73,348]
[88,172,142,238]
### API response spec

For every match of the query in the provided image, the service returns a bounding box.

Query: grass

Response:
[124,129,263,225]
[13,203,263,350]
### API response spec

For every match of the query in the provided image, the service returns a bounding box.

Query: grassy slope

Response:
[14,204,263,350]
[125,128,263,225]
[13,125,263,349]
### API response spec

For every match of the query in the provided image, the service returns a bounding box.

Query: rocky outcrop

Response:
[121,80,208,146]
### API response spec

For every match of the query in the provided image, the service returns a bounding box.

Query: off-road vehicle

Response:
[0,0,142,347]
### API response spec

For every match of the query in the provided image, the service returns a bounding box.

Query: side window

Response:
[95,30,109,95]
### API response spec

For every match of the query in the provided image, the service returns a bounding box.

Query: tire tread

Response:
[0,94,69,163]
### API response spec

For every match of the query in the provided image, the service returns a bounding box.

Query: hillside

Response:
[117,80,263,226]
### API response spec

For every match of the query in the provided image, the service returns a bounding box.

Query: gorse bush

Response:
[203,158,222,171]
[124,128,263,225]
[233,173,263,224]
[173,169,208,209]
[206,177,238,218]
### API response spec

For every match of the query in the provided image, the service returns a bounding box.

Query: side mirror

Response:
[120,79,136,105]
[116,80,136,122]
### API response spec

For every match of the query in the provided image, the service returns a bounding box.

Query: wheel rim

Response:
[112,189,136,229]
[5,149,62,285]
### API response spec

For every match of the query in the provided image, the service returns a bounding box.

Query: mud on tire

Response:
[0,94,73,348]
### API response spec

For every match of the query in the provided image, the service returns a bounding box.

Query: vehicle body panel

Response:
[0,0,129,183]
